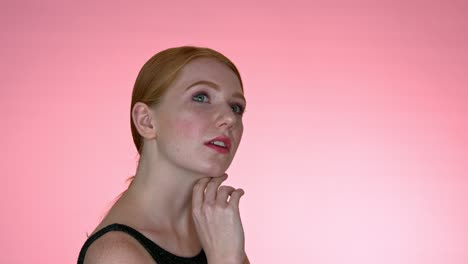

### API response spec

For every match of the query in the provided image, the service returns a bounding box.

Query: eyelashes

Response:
[192,91,246,115]
[192,92,210,103]
[231,104,245,115]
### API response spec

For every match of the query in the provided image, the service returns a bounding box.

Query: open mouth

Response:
[209,140,227,148]
[205,136,231,154]
[205,142,229,154]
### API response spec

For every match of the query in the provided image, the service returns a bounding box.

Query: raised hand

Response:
[192,174,246,264]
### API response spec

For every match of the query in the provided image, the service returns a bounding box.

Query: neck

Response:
[118,149,204,236]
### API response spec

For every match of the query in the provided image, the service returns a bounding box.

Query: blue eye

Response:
[192,93,209,103]
[231,104,245,115]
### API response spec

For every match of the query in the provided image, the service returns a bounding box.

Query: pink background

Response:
[1,0,467,263]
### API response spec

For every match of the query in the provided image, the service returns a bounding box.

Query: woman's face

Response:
[151,57,245,177]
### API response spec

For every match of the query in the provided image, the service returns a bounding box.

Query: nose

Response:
[216,104,237,129]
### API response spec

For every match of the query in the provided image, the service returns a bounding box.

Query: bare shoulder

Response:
[83,231,156,264]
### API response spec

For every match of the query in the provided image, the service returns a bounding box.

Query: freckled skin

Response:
[173,118,197,155]
[176,119,196,137]
[150,57,244,178]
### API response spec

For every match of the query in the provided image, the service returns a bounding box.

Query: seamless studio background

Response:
[1,0,467,263]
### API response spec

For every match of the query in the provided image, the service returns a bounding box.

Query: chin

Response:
[196,164,229,178]
[203,168,227,178]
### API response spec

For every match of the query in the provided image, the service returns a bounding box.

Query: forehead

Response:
[171,57,242,92]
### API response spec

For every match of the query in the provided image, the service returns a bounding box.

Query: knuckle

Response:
[194,180,206,187]
[218,185,231,192]
[204,200,216,209]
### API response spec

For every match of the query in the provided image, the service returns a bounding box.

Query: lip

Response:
[205,136,232,154]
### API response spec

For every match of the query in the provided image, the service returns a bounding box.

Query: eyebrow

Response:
[185,80,246,103]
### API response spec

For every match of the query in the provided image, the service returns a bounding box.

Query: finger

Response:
[228,188,245,208]
[204,174,228,204]
[192,177,211,210]
[216,185,236,205]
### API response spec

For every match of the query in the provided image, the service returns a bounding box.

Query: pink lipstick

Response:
[205,136,231,154]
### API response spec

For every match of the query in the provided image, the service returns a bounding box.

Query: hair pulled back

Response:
[130,46,243,155]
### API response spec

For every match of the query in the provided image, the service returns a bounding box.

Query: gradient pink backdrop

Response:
[1,0,467,263]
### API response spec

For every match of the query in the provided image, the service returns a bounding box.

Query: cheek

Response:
[236,122,244,137]
[175,120,193,137]
[171,117,203,139]
[236,125,244,146]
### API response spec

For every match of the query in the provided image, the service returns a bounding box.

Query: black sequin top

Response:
[77,223,207,264]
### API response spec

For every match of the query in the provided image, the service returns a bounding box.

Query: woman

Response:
[78,46,250,264]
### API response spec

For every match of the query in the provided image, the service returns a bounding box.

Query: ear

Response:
[132,102,157,140]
